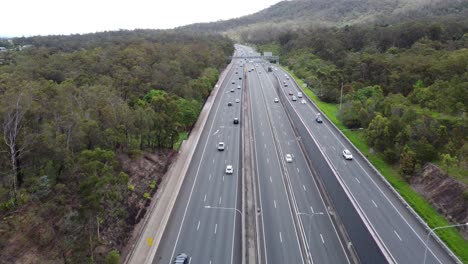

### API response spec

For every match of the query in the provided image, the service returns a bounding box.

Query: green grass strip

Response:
[173,132,188,151]
[282,66,468,262]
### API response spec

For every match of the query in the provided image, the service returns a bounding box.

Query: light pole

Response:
[204,205,244,263]
[340,82,343,110]
[204,205,243,217]
[297,212,324,264]
[423,222,468,264]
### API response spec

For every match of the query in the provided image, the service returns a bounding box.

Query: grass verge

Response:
[283,66,468,262]
[173,132,188,151]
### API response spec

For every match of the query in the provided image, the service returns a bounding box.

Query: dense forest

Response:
[0,30,233,262]
[251,18,467,184]
[180,0,467,40]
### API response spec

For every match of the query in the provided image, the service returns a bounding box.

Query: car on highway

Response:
[297,92,302,98]
[239,77,242,80]
[233,118,239,124]
[259,71,262,74]
[217,142,225,151]
[228,102,232,106]
[235,98,240,103]
[284,83,288,87]
[237,85,241,89]
[343,149,353,160]
[301,99,306,104]
[289,91,293,95]
[226,165,233,174]
[232,81,235,84]
[235,71,238,74]
[274,98,279,103]
[285,154,293,163]
[292,96,297,101]
[315,113,323,123]
[174,253,188,264]
[230,89,234,93]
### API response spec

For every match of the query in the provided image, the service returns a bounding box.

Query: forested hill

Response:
[0,30,233,262]
[180,0,467,39]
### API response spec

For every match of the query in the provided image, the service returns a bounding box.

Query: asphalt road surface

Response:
[153,47,244,264]
[152,44,456,264]
[271,64,456,264]
[246,61,351,264]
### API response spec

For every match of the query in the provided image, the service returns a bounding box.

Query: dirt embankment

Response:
[410,163,468,239]
[0,150,176,264]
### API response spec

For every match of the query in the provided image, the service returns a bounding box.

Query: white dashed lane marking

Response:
[394,230,402,241]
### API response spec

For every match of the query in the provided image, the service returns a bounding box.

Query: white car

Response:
[292,96,297,101]
[343,149,353,160]
[285,154,293,163]
[230,89,234,93]
[274,98,279,103]
[174,253,188,264]
[301,99,306,104]
[226,165,233,174]
[235,98,240,103]
[237,85,241,89]
[217,142,225,151]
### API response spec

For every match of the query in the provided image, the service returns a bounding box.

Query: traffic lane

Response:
[154,61,240,263]
[258,73,350,263]
[276,70,452,263]
[153,64,236,263]
[193,165,240,264]
[171,109,240,263]
[325,147,441,263]
[285,88,450,264]
[177,77,243,263]
[249,71,304,264]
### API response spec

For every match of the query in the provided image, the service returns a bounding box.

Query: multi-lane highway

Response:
[270,64,456,264]
[246,60,351,264]
[150,44,456,264]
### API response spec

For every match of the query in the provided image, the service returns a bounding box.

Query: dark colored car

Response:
[316,116,323,123]
[233,118,239,124]
[228,102,232,106]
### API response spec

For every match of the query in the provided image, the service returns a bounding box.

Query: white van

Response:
[297,92,303,98]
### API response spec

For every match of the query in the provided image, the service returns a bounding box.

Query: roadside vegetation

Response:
[261,18,468,260]
[0,30,233,262]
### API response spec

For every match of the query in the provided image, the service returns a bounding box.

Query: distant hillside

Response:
[180,0,468,40]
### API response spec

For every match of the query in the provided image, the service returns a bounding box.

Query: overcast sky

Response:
[1,0,283,37]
